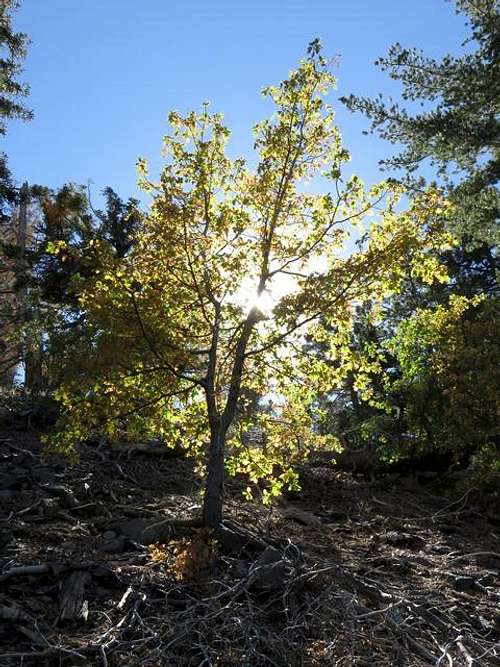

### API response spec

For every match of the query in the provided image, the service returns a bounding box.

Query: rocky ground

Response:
[0,430,499,666]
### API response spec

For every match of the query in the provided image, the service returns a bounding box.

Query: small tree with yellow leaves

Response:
[50,44,451,527]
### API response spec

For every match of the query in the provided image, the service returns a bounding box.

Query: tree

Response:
[51,46,450,527]
[36,184,140,305]
[332,0,499,475]
[0,181,141,394]
[0,0,32,385]
[0,0,32,231]
[0,0,32,136]
[341,0,499,248]
[385,294,499,456]
[33,184,140,388]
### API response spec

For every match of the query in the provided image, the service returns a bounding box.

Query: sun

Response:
[233,273,296,315]
[232,253,329,316]
[235,265,323,315]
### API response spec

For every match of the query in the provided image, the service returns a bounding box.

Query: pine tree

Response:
[335,0,499,477]
[0,0,32,134]
[341,0,499,248]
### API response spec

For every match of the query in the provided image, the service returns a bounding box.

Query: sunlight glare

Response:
[234,272,295,315]
[233,253,329,315]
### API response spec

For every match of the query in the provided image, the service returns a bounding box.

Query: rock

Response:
[320,511,347,524]
[443,571,480,592]
[370,555,413,573]
[42,497,61,514]
[112,518,172,545]
[250,547,290,591]
[103,530,117,540]
[382,531,425,548]
[453,575,477,592]
[439,524,458,535]
[280,506,322,528]
[40,484,78,508]
[141,520,174,545]
[90,565,120,585]
[431,544,450,555]
[215,521,279,554]
[110,518,148,541]
[215,524,253,553]
[98,536,126,554]
[256,547,282,566]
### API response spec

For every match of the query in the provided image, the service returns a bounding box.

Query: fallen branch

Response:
[0,563,53,583]
[446,551,500,564]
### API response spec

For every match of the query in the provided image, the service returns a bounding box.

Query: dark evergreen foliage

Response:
[333,0,499,474]
[341,0,499,247]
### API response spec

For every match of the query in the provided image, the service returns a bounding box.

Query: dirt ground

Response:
[0,430,499,666]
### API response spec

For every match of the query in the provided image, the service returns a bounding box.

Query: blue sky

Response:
[4,1,469,204]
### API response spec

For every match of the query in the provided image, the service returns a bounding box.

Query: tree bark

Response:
[201,308,260,528]
[202,424,226,528]
[58,570,91,624]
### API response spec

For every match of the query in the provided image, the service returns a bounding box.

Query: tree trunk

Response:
[202,425,226,528]
[201,307,259,528]
[25,343,44,396]
[58,570,91,624]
